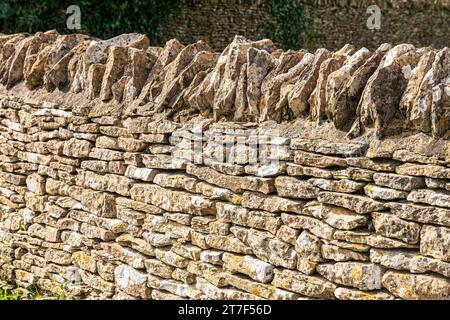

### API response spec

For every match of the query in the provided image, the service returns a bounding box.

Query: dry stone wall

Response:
[0,31,449,300]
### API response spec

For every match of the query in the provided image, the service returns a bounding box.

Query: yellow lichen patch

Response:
[234,195,242,205]
[351,267,363,281]
[368,150,378,158]
[351,244,368,251]
[274,177,282,185]
[404,288,415,299]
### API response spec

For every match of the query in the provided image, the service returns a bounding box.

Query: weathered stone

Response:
[195,277,259,300]
[89,148,124,161]
[290,138,367,157]
[153,173,198,192]
[274,176,318,199]
[400,50,436,128]
[144,258,174,279]
[334,287,395,300]
[231,227,297,269]
[286,163,334,179]
[328,45,386,129]
[303,202,368,230]
[225,273,299,300]
[95,136,119,150]
[44,248,72,265]
[195,182,241,205]
[382,271,450,300]
[321,243,369,262]
[364,184,408,200]
[396,163,450,179]
[392,149,446,166]
[187,164,275,194]
[281,213,335,240]
[62,138,92,158]
[241,191,305,214]
[79,269,115,295]
[309,55,347,121]
[223,253,274,283]
[295,230,322,274]
[275,225,300,246]
[117,206,146,226]
[117,137,147,152]
[116,196,163,214]
[143,231,175,247]
[205,234,252,255]
[81,160,108,173]
[346,157,400,172]
[357,45,422,135]
[116,234,155,256]
[272,269,336,299]
[142,154,185,170]
[114,264,151,299]
[245,47,276,120]
[199,250,223,265]
[309,178,365,193]
[287,48,331,117]
[408,189,450,208]
[373,172,425,191]
[72,251,97,273]
[388,202,450,227]
[186,261,227,287]
[334,230,416,249]
[216,202,281,234]
[294,151,347,168]
[408,48,450,138]
[99,46,129,101]
[426,177,448,189]
[80,223,115,241]
[258,50,310,120]
[420,225,450,262]
[372,212,421,244]
[318,191,386,214]
[25,173,46,195]
[68,186,116,218]
[244,162,287,177]
[130,183,216,215]
[370,248,450,278]
[2,33,450,301]
[335,167,375,182]
[154,249,188,269]
[317,262,383,291]
[81,172,134,196]
[101,243,146,269]
[172,268,195,285]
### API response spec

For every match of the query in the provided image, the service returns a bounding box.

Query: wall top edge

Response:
[0,31,448,141]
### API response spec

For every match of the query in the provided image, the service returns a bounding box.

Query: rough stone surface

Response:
[317,262,384,291]
[382,271,450,300]
[0,31,449,300]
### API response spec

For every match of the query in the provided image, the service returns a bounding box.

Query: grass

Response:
[0,281,64,300]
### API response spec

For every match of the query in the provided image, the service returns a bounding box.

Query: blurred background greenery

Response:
[0,0,313,50]
[0,0,183,45]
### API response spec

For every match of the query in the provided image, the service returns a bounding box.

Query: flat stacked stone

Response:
[0,31,449,300]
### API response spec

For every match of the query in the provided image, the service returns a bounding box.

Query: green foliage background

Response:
[0,0,183,45]
[0,0,313,49]
[263,0,315,50]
